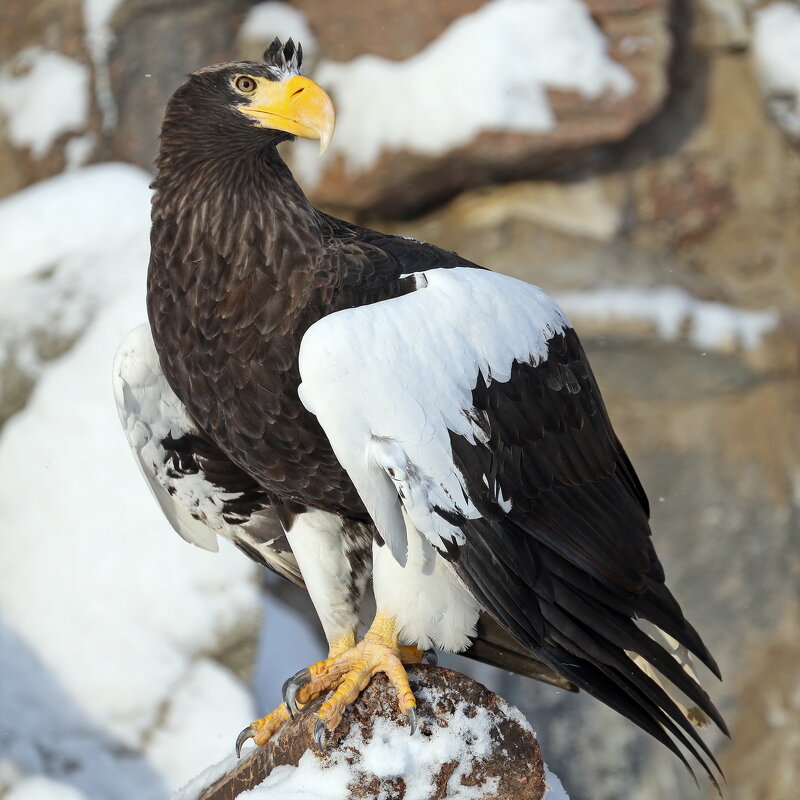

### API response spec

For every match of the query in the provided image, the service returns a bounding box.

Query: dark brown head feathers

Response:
[263,37,303,74]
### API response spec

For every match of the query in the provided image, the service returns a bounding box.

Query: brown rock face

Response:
[195,665,546,800]
[0,0,92,196]
[292,0,486,62]
[101,0,252,169]
[301,0,672,217]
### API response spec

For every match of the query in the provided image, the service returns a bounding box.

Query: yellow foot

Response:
[236,620,426,755]
[305,613,417,750]
[236,631,358,756]
[236,702,291,755]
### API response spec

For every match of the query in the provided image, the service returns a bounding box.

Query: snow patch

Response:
[753,2,800,138]
[5,776,89,800]
[239,2,318,63]
[0,48,90,157]
[292,0,633,184]
[239,752,352,800]
[0,164,151,384]
[82,0,124,129]
[64,133,97,170]
[146,659,255,790]
[555,286,779,353]
[172,753,242,800]
[543,762,571,799]
[0,293,259,789]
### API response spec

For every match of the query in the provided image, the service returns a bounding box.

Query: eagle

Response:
[113,39,726,785]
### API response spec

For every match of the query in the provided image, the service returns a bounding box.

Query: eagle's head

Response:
[160,38,334,159]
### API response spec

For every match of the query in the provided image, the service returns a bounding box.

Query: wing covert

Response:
[113,324,303,586]
[298,266,569,564]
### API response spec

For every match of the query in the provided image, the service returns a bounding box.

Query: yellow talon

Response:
[237,629,359,754]
[313,612,417,737]
[236,701,291,754]
[398,645,426,663]
[236,617,420,755]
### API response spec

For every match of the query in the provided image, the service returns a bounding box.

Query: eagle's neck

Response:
[150,147,324,283]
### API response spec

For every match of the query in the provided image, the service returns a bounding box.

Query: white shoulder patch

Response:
[298,267,568,563]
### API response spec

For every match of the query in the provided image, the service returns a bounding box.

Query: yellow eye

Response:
[235,76,257,93]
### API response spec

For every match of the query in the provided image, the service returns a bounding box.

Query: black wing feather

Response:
[445,327,725,781]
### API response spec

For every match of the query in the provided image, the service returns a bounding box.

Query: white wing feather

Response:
[113,324,223,551]
[298,267,568,564]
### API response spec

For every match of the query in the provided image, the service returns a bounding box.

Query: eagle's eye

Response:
[235,76,257,93]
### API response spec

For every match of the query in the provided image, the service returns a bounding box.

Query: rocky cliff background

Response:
[0,1,798,799]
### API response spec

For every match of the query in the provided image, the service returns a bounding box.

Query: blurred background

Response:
[0,1,798,799]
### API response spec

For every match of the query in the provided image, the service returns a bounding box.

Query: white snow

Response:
[543,763,571,799]
[239,752,352,800]
[82,0,124,129]
[555,285,779,353]
[0,162,150,284]
[0,165,261,799]
[171,753,241,800]
[146,660,255,788]
[292,0,634,183]
[753,2,800,138]
[64,133,97,170]
[5,776,89,800]
[0,48,90,158]
[239,2,318,63]
[0,164,151,382]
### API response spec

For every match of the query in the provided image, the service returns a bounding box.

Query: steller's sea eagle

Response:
[113,39,726,785]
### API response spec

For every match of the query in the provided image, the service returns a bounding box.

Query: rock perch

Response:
[182,665,549,800]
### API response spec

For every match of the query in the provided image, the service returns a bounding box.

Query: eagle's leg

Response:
[237,703,291,754]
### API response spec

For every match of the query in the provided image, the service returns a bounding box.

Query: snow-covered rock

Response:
[249,0,672,216]
[238,2,319,64]
[294,0,634,182]
[753,2,800,142]
[178,665,568,800]
[0,48,90,159]
[555,285,779,354]
[0,163,151,421]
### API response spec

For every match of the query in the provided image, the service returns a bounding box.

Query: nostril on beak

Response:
[291,87,305,97]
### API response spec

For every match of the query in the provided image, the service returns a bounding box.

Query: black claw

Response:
[235,725,254,758]
[406,707,418,736]
[422,649,438,666]
[282,667,312,717]
[314,718,328,752]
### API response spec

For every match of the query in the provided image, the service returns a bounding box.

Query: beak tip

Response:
[319,127,333,156]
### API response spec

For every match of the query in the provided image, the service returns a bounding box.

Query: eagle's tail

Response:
[462,612,577,692]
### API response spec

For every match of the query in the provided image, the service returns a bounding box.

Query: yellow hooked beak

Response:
[237,75,334,154]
